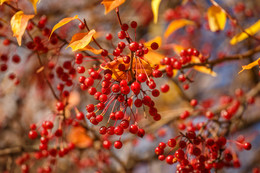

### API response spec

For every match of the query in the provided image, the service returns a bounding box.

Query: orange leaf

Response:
[101,57,153,82]
[67,126,93,148]
[101,0,125,14]
[164,19,195,38]
[11,11,34,46]
[172,44,185,54]
[239,57,260,74]
[29,0,40,14]
[80,45,103,54]
[191,56,217,77]
[144,36,162,49]
[67,30,96,51]
[0,0,11,5]
[49,15,79,39]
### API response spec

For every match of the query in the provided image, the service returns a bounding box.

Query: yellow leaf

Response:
[238,57,260,74]
[29,0,40,14]
[67,126,93,148]
[144,36,162,49]
[80,45,103,54]
[11,11,34,46]
[207,5,226,32]
[67,30,96,51]
[230,20,260,45]
[191,56,217,77]
[151,0,161,23]
[0,0,10,5]
[101,0,125,15]
[164,19,195,38]
[49,15,79,39]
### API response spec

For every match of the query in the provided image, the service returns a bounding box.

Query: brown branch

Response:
[182,45,260,69]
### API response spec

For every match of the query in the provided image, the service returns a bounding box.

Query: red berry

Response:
[151,42,159,50]
[129,124,138,134]
[168,138,176,147]
[28,130,38,139]
[106,33,112,40]
[243,142,252,150]
[129,42,139,51]
[130,21,137,28]
[103,140,111,149]
[114,140,123,149]
[160,84,170,93]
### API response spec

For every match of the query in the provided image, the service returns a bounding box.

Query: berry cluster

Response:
[73,21,170,149]
[155,132,252,172]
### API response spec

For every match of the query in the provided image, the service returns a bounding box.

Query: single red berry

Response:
[129,124,138,134]
[168,138,176,147]
[106,33,112,40]
[129,42,139,52]
[103,140,111,149]
[160,84,170,93]
[114,140,123,149]
[28,130,38,139]
[243,142,252,150]
[130,21,137,28]
[166,155,174,164]
[151,42,159,50]
[137,129,145,137]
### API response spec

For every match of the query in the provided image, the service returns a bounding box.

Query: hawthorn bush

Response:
[0,0,260,173]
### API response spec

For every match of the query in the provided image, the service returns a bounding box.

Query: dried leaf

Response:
[49,15,79,39]
[151,0,161,23]
[207,5,226,32]
[67,30,96,51]
[164,19,195,38]
[144,36,162,48]
[67,126,93,148]
[101,57,152,82]
[238,57,260,74]
[29,0,40,14]
[101,0,125,15]
[80,45,103,54]
[230,20,260,45]
[11,11,34,46]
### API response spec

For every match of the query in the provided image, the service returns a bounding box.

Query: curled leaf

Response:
[207,5,226,32]
[101,0,125,15]
[79,45,103,54]
[230,20,260,45]
[67,30,96,51]
[49,15,79,39]
[164,19,195,38]
[67,126,93,148]
[238,57,260,74]
[151,0,161,23]
[101,57,152,82]
[191,56,217,77]
[11,11,35,46]
[29,0,40,14]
